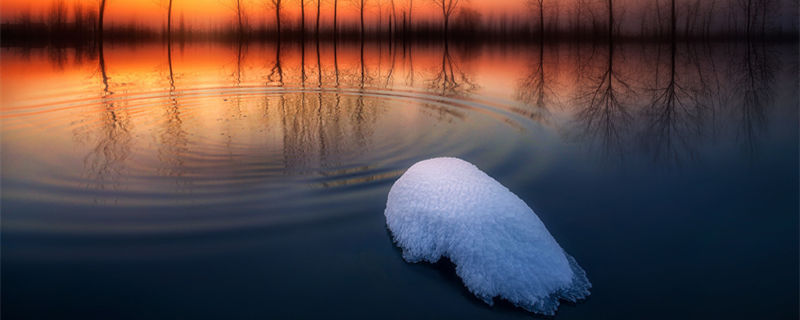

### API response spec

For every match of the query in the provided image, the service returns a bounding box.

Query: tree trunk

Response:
[276,2,281,37]
[360,0,365,40]
[167,0,173,41]
[237,0,244,36]
[539,0,544,38]
[390,0,396,38]
[746,0,752,38]
[671,0,675,41]
[334,0,338,38]
[608,0,613,41]
[98,0,106,41]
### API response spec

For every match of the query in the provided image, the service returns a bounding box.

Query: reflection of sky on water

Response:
[1,40,796,230]
[0,40,797,319]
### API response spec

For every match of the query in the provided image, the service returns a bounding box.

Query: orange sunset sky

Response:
[1,0,526,28]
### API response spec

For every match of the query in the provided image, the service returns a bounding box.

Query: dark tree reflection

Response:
[157,39,189,185]
[47,47,68,70]
[278,93,378,172]
[34,39,789,186]
[274,41,380,172]
[428,42,476,97]
[573,42,634,154]
[517,44,551,111]
[638,38,708,164]
[82,43,133,203]
[729,40,776,156]
[516,40,557,123]
[267,41,284,86]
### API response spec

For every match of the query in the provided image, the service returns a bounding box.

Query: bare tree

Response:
[98,0,107,40]
[301,0,306,36]
[758,0,776,37]
[738,0,777,38]
[234,0,246,36]
[352,0,367,38]
[526,0,544,36]
[155,0,175,40]
[390,0,397,37]
[269,0,283,36]
[168,0,174,38]
[432,0,461,36]
[377,0,383,35]
[606,0,614,40]
[334,0,339,37]
[316,0,322,36]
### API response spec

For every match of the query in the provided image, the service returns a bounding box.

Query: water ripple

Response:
[2,83,540,235]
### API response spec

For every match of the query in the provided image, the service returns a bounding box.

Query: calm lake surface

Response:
[2,41,798,319]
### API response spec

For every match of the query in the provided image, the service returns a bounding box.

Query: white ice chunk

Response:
[384,157,590,315]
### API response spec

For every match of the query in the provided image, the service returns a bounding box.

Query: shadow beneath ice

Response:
[383,226,589,319]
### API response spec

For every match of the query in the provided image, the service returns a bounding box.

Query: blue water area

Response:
[1,41,798,319]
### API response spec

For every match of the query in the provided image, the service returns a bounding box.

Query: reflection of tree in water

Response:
[157,39,189,186]
[387,42,399,89]
[47,46,68,70]
[272,40,378,172]
[573,42,634,154]
[334,39,341,86]
[517,44,550,110]
[212,40,252,168]
[278,93,378,172]
[428,42,476,97]
[54,40,785,185]
[638,38,708,164]
[315,38,328,164]
[301,39,308,86]
[233,40,247,88]
[516,41,557,123]
[360,39,367,88]
[729,40,776,156]
[82,42,133,202]
[232,42,248,113]
[266,41,284,86]
[403,41,416,88]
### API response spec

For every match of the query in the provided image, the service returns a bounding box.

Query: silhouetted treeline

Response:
[1,3,158,46]
[1,0,797,46]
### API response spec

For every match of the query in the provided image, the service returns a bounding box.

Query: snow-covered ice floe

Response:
[384,157,590,315]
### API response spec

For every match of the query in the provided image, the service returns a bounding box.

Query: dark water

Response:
[1,41,798,319]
